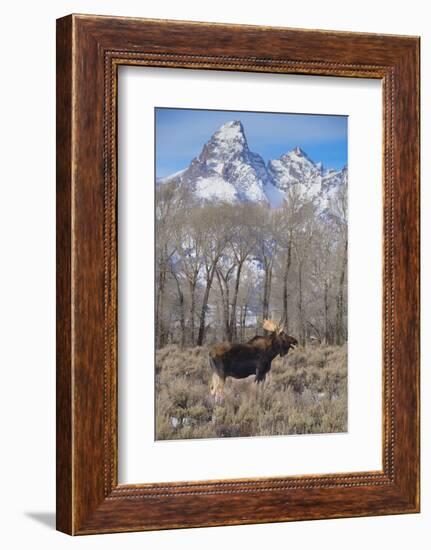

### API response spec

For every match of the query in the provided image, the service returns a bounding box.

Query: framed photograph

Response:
[56,14,420,535]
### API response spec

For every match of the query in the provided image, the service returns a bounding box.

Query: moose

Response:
[209,319,298,403]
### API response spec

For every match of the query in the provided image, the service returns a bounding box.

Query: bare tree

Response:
[292,210,317,346]
[155,182,179,348]
[155,180,348,348]
[196,205,230,346]
[237,261,260,342]
[169,256,186,348]
[332,184,348,345]
[275,189,313,330]
[255,207,278,328]
[174,210,204,345]
[215,254,236,341]
[227,205,259,341]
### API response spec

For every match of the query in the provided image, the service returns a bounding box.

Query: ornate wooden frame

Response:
[56,14,420,535]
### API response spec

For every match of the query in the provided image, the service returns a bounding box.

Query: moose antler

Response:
[262,319,279,332]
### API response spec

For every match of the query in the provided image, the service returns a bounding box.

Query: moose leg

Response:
[255,362,270,384]
[210,372,226,404]
[255,371,267,384]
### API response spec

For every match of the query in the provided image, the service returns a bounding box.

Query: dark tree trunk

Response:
[298,261,305,346]
[336,239,348,345]
[216,269,230,341]
[281,244,292,329]
[197,265,217,346]
[262,260,273,324]
[171,267,185,348]
[240,303,247,343]
[188,280,196,346]
[228,261,243,342]
[324,280,329,345]
[155,255,167,349]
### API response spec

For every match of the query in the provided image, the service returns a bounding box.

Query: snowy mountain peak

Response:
[216,119,246,137]
[199,119,249,167]
[157,120,346,212]
[268,148,321,195]
[162,120,282,206]
[279,147,314,165]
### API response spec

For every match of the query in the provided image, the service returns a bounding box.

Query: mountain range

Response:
[157,120,347,210]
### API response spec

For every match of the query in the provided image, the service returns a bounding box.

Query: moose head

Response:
[262,319,298,357]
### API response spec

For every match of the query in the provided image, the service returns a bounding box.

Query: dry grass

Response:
[155,344,347,440]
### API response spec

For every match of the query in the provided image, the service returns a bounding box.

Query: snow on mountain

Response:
[194,175,238,203]
[267,146,347,219]
[156,168,187,185]
[267,147,323,200]
[319,166,348,222]
[158,120,283,207]
[157,120,346,212]
[322,166,348,196]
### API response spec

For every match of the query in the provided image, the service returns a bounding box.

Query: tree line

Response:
[155,181,347,349]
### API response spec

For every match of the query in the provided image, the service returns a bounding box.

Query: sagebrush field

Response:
[155,344,347,440]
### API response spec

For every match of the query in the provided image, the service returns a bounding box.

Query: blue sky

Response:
[155,108,348,177]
